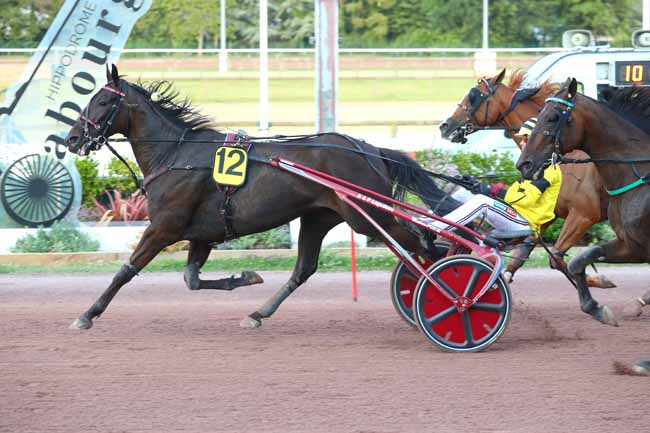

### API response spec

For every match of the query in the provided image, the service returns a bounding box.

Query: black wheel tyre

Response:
[1,154,75,227]
[413,255,511,353]
[389,243,450,327]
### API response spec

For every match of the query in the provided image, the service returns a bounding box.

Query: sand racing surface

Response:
[1,267,648,433]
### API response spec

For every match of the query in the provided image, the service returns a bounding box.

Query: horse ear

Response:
[494,68,506,85]
[567,78,578,99]
[105,64,111,83]
[111,64,120,86]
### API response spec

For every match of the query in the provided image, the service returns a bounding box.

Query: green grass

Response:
[0,249,575,275]
[169,77,475,103]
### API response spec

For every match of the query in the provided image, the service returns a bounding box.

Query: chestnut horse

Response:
[518,78,650,325]
[440,69,613,288]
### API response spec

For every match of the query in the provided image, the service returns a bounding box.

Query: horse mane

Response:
[129,80,215,131]
[506,69,560,106]
[597,86,650,136]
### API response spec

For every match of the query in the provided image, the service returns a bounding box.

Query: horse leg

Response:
[554,213,615,289]
[568,238,643,326]
[240,211,342,328]
[183,240,263,290]
[69,224,179,330]
[504,236,536,283]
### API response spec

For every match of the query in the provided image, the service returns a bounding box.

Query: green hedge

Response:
[75,156,143,207]
[11,221,100,253]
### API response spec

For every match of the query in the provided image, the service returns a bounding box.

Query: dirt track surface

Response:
[1,267,648,433]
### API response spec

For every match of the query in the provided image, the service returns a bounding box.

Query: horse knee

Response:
[568,245,604,275]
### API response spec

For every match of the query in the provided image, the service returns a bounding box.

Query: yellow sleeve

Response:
[504,180,543,208]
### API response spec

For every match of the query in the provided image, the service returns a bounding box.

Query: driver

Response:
[433,118,562,237]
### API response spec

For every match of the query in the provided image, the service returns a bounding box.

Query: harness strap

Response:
[104,140,145,195]
[545,97,575,108]
[142,128,190,193]
[606,178,646,196]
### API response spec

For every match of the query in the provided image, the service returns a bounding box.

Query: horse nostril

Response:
[440,122,449,133]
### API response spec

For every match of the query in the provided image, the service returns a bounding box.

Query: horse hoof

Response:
[240,316,262,329]
[588,274,616,289]
[241,270,264,285]
[632,360,650,376]
[502,271,513,284]
[69,317,93,330]
[595,305,619,327]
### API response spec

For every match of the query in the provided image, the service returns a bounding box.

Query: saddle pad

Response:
[213,145,248,186]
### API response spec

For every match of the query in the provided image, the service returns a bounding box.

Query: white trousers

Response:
[433,194,530,232]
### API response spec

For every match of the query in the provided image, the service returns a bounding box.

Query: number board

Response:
[213,146,248,186]
[615,61,650,86]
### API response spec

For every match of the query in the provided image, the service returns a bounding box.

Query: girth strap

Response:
[217,133,252,241]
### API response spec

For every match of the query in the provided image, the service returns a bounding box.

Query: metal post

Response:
[259,0,269,133]
[314,0,338,133]
[644,0,650,29]
[482,0,489,49]
[219,0,227,73]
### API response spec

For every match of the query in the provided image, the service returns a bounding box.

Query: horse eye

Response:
[99,100,107,106]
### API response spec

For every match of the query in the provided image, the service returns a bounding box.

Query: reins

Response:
[107,134,481,191]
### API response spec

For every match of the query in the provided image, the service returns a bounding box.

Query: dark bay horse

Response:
[517,78,650,326]
[64,65,460,330]
[440,69,613,288]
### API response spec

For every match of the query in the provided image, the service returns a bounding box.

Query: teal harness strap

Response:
[545,97,575,108]
[607,178,645,196]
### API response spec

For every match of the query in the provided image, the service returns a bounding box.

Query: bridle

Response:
[460,77,498,131]
[531,96,574,163]
[76,81,143,193]
[453,77,526,142]
[78,82,129,155]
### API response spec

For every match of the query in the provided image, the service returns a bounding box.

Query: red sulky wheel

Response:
[389,243,450,327]
[413,255,511,353]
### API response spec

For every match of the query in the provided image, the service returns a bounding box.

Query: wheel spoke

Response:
[424,305,457,326]
[462,266,482,297]
[24,157,37,179]
[8,194,30,209]
[472,302,504,312]
[433,276,460,298]
[6,172,31,186]
[42,197,58,218]
[14,197,33,218]
[461,311,475,347]
[401,272,418,282]
[40,157,56,179]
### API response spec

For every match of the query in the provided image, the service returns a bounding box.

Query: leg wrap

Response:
[112,263,139,286]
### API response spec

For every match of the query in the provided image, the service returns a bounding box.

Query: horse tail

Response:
[378,148,460,216]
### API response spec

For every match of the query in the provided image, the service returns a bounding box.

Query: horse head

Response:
[65,64,132,156]
[517,78,585,180]
[439,68,508,143]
